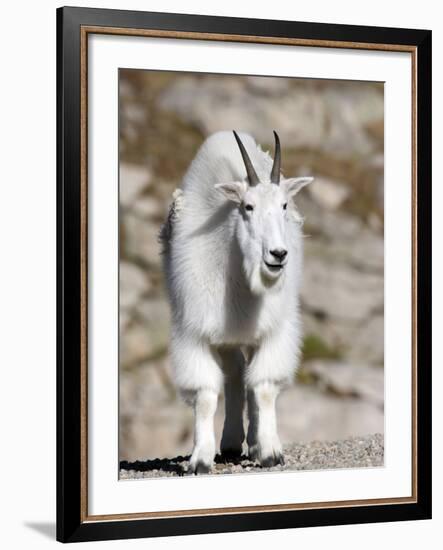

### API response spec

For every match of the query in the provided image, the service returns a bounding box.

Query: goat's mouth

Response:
[264,261,285,274]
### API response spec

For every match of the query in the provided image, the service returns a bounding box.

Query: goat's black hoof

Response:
[260,453,285,468]
[260,456,276,468]
[188,460,211,475]
[220,448,242,463]
[248,446,259,462]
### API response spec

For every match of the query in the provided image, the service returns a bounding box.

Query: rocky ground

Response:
[120,434,384,478]
[118,70,384,463]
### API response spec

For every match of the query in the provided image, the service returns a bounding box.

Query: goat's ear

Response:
[282,177,314,198]
[214,181,247,204]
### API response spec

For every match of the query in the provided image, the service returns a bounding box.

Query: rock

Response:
[303,232,383,274]
[119,78,135,100]
[122,103,146,125]
[118,72,386,466]
[119,434,384,477]
[368,153,384,170]
[120,324,152,368]
[301,257,383,321]
[119,360,193,461]
[119,163,152,208]
[301,201,384,274]
[120,261,151,310]
[301,311,384,366]
[123,213,162,269]
[307,176,350,210]
[318,210,364,241]
[119,363,383,463]
[304,230,384,274]
[368,212,383,233]
[277,384,384,444]
[349,315,384,365]
[134,298,170,338]
[159,77,383,156]
[245,76,291,96]
[120,298,170,368]
[132,196,163,220]
[376,174,384,212]
[300,211,383,359]
[301,312,348,355]
[299,195,364,240]
[303,360,384,407]
[339,229,384,273]
[119,309,131,332]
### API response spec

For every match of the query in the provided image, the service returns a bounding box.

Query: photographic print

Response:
[57,7,431,541]
[118,70,385,479]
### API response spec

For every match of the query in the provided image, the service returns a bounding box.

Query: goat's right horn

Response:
[270,130,281,185]
[233,131,260,186]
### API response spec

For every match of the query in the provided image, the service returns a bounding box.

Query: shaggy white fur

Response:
[160,131,313,473]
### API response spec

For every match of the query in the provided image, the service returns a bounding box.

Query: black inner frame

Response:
[57,6,432,543]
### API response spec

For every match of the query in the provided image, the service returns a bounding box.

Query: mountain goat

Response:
[160,130,313,474]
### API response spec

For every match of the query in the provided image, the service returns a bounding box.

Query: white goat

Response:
[160,130,313,474]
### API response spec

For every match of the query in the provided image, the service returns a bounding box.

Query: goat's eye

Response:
[283,203,288,210]
[245,204,254,212]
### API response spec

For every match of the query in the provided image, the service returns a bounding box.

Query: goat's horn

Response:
[233,131,259,186]
[270,130,281,185]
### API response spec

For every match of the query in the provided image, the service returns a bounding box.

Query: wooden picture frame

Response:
[57,6,432,543]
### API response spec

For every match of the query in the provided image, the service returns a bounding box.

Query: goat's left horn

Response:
[270,130,281,185]
[233,131,260,186]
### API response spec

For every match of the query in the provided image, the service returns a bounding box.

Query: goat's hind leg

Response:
[219,348,245,460]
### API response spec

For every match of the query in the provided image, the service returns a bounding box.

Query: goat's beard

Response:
[243,257,285,296]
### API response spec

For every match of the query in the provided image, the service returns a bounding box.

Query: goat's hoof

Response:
[247,445,259,462]
[188,460,211,475]
[220,448,242,462]
[260,453,285,468]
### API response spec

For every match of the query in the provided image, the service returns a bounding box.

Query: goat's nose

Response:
[270,248,288,261]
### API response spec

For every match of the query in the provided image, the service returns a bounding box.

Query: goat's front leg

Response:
[188,388,218,474]
[171,336,223,475]
[247,381,284,467]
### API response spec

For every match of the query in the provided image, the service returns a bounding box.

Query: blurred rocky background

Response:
[119,70,384,463]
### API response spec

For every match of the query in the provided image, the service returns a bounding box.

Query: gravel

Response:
[119,433,383,479]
